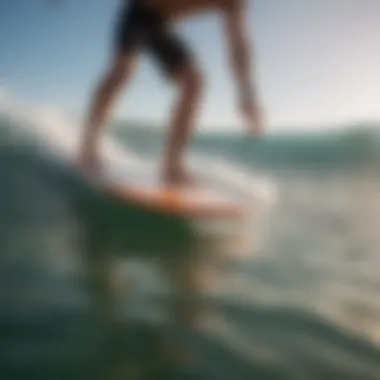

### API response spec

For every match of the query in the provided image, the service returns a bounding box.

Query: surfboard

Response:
[84,164,248,222]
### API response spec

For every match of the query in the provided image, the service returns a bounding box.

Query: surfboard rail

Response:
[103,181,248,221]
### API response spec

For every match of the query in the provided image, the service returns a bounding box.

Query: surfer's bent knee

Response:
[175,65,204,98]
[108,53,137,83]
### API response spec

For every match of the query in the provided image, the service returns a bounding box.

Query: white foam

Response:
[0,90,146,169]
[190,154,278,203]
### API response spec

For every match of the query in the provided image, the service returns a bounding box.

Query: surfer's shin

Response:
[164,65,203,172]
[84,56,136,149]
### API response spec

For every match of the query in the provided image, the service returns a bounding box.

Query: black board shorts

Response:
[115,0,192,77]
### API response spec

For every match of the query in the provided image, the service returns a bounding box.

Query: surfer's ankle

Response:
[163,166,197,187]
[79,145,102,173]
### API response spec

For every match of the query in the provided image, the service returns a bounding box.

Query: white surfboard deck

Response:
[84,161,249,221]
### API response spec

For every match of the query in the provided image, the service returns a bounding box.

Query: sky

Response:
[1,0,380,132]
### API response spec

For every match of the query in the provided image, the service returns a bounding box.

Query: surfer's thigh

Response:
[113,1,148,62]
[146,22,203,89]
[114,2,201,86]
[147,29,191,75]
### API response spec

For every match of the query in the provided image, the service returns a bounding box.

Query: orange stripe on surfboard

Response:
[104,184,245,220]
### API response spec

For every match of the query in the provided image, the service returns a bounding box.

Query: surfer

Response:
[79,0,264,185]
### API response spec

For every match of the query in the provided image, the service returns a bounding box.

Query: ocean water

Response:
[0,105,380,379]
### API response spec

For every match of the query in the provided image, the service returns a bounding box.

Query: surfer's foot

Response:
[163,167,199,188]
[78,147,102,174]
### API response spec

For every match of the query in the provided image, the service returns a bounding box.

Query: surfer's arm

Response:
[223,0,258,106]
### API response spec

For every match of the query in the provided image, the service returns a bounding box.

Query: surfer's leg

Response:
[147,29,204,185]
[164,64,204,186]
[81,53,138,169]
[80,2,144,170]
